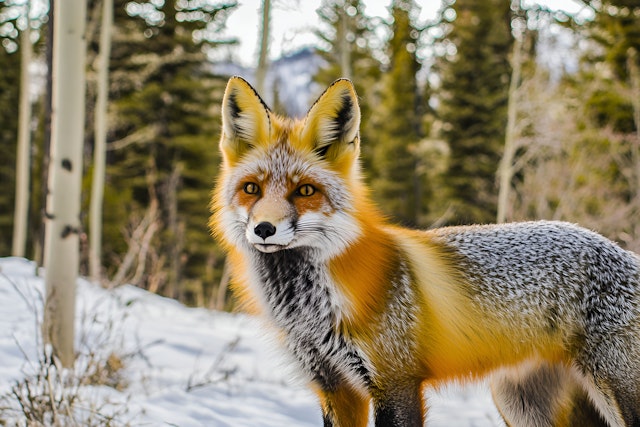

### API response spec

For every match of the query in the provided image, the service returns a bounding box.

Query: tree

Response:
[255,0,271,94]
[315,0,372,81]
[102,0,236,304]
[36,0,54,266]
[369,0,427,226]
[314,0,381,169]
[0,6,22,256]
[496,2,541,223]
[579,0,640,143]
[12,0,32,257]
[554,0,640,247]
[496,35,522,224]
[43,1,87,368]
[89,0,113,282]
[1,1,51,263]
[581,0,640,83]
[437,0,512,224]
[505,1,640,251]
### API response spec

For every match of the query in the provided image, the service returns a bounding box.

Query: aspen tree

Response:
[89,0,113,282]
[12,1,32,258]
[43,1,87,368]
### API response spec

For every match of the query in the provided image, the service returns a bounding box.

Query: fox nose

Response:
[254,222,276,240]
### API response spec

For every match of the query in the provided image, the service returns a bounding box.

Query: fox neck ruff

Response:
[252,247,373,392]
[244,242,424,397]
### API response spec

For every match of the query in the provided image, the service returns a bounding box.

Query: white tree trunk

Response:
[89,0,113,283]
[12,4,32,258]
[627,48,640,200]
[43,1,87,368]
[255,0,270,94]
[497,35,523,224]
[627,48,640,245]
[338,9,352,80]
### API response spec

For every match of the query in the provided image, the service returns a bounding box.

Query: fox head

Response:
[212,76,365,258]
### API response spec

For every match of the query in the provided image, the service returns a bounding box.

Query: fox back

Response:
[211,77,640,427]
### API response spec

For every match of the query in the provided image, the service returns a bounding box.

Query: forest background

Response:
[1,0,640,309]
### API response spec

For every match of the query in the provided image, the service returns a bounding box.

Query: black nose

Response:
[254,222,276,240]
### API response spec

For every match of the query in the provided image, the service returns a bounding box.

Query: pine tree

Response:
[437,0,512,224]
[103,0,235,304]
[585,0,640,83]
[580,0,640,135]
[0,42,21,255]
[369,0,427,227]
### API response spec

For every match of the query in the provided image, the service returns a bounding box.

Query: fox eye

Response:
[297,184,316,197]
[243,182,260,195]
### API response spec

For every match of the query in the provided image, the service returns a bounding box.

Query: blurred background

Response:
[1,0,639,309]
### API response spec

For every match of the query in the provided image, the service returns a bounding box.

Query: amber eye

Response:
[243,182,260,195]
[297,184,316,197]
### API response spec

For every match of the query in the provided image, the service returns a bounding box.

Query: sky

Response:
[217,0,592,67]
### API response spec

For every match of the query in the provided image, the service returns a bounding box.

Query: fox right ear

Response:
[220,76,271,165]
[301,79,361,175]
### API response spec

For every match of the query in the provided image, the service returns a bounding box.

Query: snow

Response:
[0,257,503,426]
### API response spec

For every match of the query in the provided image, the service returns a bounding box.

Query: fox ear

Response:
[220,76,271,165]
[302,79,361,170]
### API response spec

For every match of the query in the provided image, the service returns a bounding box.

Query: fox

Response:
[210,76,640,427]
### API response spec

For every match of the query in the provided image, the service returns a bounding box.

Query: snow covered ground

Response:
[0,257,503,426]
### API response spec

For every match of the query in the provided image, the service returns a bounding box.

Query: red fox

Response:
[210,76,640,427]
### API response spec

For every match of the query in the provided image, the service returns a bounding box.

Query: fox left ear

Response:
[302,79,361,169]
[220,76,271,165]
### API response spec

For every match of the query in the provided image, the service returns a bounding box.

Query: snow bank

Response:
[0,257,502,426]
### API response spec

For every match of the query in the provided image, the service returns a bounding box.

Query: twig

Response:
[186,337,240,392]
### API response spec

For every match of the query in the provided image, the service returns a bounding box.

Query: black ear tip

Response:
[228,75,250,85]
[331,77,354,86]
[226,76,257,96]
[223,76,272,118]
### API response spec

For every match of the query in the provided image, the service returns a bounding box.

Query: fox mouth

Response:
[253,243,288,253]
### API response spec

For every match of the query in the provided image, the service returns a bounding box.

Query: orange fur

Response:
[225,248,261,314]
[314,383,370,427]
[329,207,397,330]
[394,228,570,382]
[209,174,259,313]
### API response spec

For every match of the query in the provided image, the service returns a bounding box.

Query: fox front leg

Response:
[318,383,370,427]
[372,380,425,427]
